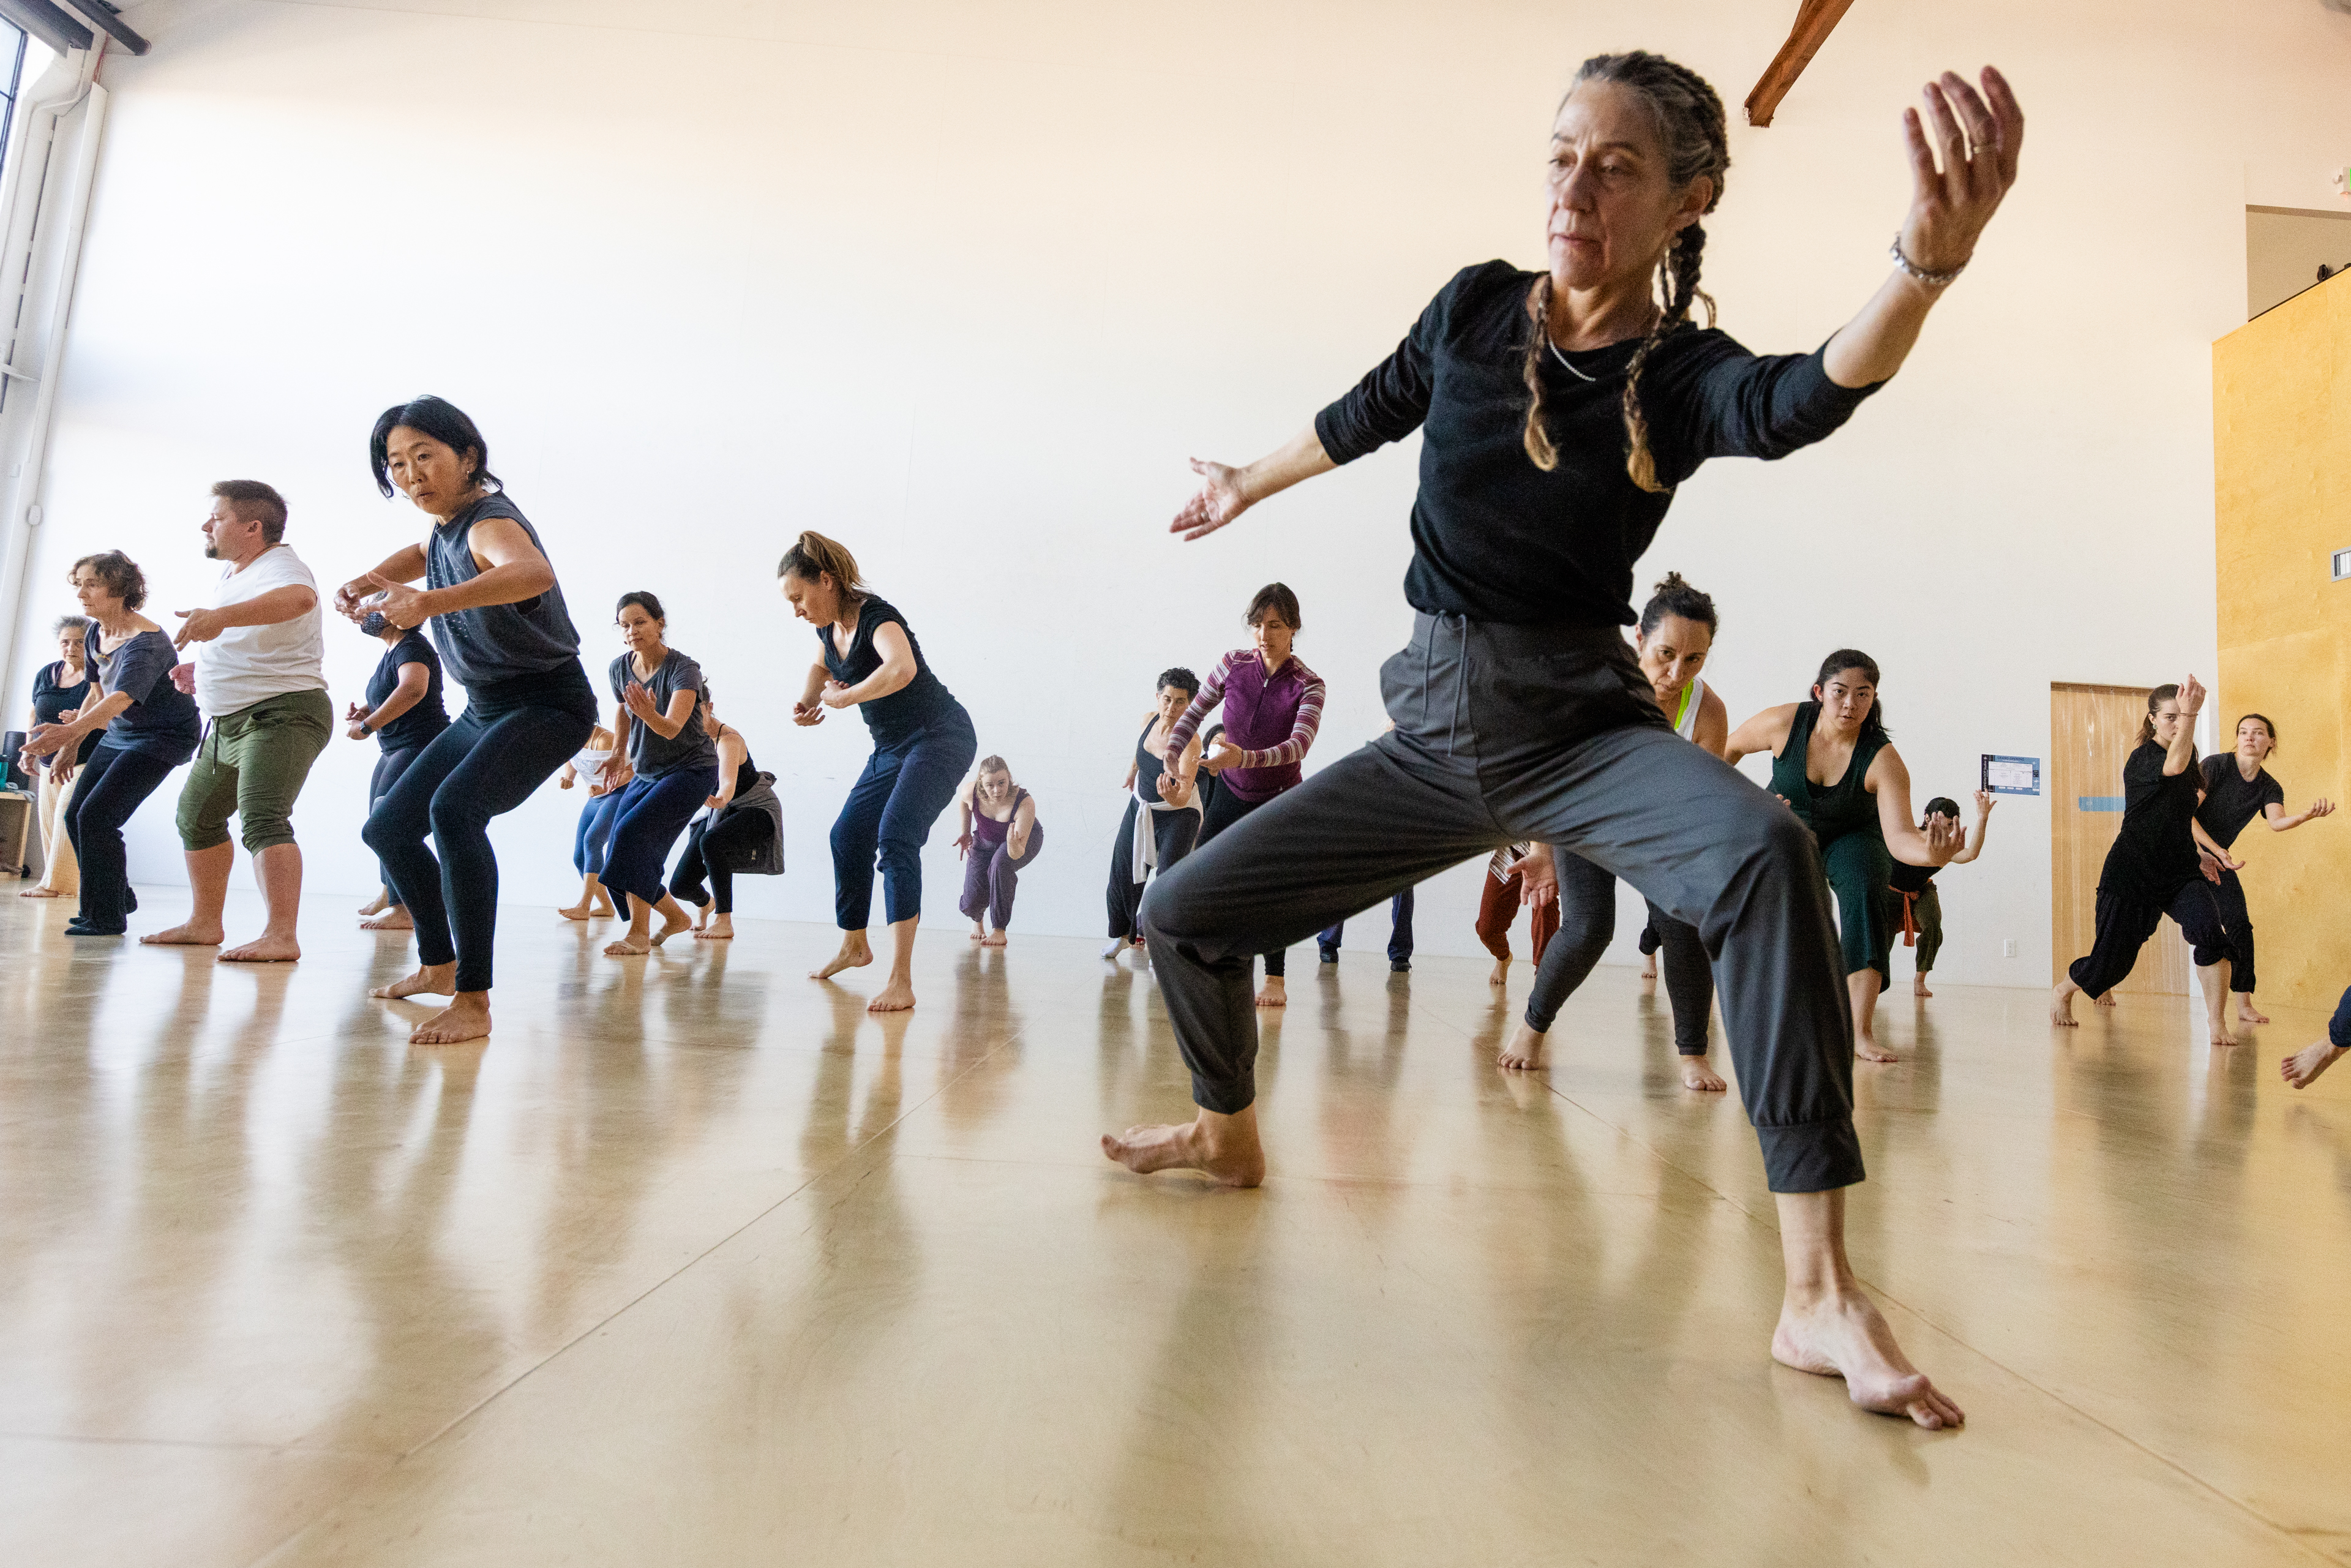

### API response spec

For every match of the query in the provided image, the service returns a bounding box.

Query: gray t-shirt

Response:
[609,648,717,779]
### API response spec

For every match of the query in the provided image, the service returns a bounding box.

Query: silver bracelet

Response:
[1889,235,1965,288]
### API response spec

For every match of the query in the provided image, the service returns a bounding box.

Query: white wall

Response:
[10,0,2351,978]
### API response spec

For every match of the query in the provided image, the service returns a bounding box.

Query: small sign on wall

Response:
[1982,754,2041,796]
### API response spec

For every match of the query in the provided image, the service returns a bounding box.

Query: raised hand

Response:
[173,607,229,648]
[2308,798,2334,820]
[621,681,660,723]
[2175,672,2206,718]
[1898,67,2025,275]
[1973,789,1996,817]
[362,572,430,630]
[1170,458,1251,543]
[332,578,374,622]
[1924,811,1964,866]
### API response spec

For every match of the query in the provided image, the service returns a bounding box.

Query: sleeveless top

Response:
[1769,700,1887,843]
[1673,675,1707,741]
[972,787,1029,850]
[426,493,583,686]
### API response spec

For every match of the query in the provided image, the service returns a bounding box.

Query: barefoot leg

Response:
[1679,1054,1727,1092]
[1497,1021,1549,1071]
[2199,959,2237,1048]
[1254,973,1287,1009]
[1850,969,1897,1062]
[410,990,493,1045]
[868,916,919,1012]
[604,901,656,957]
[813,929,875,981]
[970,920,988,942]
[647,894,693,948]
[2049,978,2081,1027]
[694,912,734,941]
[1912,974,1933,999]
[141,842,233,947]
[2234,993,2269,1025]
[358,886,391,917]
[1488,956,1510,988]
[219,842,304,963]
[1771,1187,1964,1430]
[360,906,414,931]
[1101,1103,1265,1187]
[2093,991,2117,1008]
[2282,1039,2345,1089]
[372,961,457,1000]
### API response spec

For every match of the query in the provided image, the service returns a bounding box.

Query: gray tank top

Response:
[426,493,581,687]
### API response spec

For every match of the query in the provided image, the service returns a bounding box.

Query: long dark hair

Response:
[1813,648,1889,745]
[1523,51,1729,493]
[370,396,500,498]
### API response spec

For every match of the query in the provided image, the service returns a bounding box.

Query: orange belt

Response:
[1897,883,1934,945]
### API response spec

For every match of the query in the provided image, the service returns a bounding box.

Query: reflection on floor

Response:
[1,887,2346,1566]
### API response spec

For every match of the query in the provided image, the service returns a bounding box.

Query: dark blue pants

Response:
[362,670,595,993]
[2332,985,2351,1049]
[600,767,717,909]
[1317,889,1415,966]
[66,742,176,933]
[573,789,623,878]
[831,705,977,929]
[369,745,426,897]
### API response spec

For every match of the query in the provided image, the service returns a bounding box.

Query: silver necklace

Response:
[1547,337,1598,383]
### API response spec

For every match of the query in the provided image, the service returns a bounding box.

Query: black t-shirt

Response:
[1313,261,1883,626]
[819,597,959,750]
[2101,741,2203,901]
[31,660,100,766]
[1888,859,1938,895]
[2195,754,2285,850]
[365,633,449,754]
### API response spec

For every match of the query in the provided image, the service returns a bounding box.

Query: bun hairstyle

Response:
[2135,684,2183,749]
[977,754,1010,777]
[1522,51,1729,493]
[1157,666,1201,699]
[1637,571,1718,639]
[69,550,146,610]
[1245,582,1302,631]
[370,395,498,498]
[776,531,868,603]
[2237,711,2278,751]
[615,590,666,624]
[1813,648,1889,745]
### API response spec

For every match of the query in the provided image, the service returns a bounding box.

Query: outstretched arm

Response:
[1722,704,1798,768]
[1821,68,2025,389]
[1872,749,1962,868]
[2264,797,2335,832]
[1948,790,1995,865]
[1169,429,1336,544]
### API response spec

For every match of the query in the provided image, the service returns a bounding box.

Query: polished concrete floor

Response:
[2,887,2347,1567]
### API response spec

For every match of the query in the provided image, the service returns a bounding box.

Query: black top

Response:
[2196,754,2285,850]
[425,493,583,687]
[1889,860,1937,895]
[84,625,201,763]
[819,597,959,749]
[364,632,449,754]
[1132,716,1168,803]
[2102,741,2203,901]
[1315,261,1883,626]
[1768,702,1888,845]
[31,660,100,766]
[609,648,718,778]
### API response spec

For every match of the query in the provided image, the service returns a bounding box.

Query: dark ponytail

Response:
[1814,648,1889,745]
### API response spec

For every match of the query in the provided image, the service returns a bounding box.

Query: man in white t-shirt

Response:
[142,480,332,962]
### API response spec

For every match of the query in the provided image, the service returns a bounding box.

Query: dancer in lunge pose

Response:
[2282,985,2349,1089]
[2050,678,2239,1046]
[339,396,599,1045]
[20,613,96,899]
[1891,792,1993,999]
[1474,844,1557,986]
[1104,51,2022,1430]
[1106,667,1204,959]
[1723,651,1960,1063]
[668,687,782,940]
[2196,714,2333,1024]
[555,724,621,920]
[957,756,1041,947]
[596,591,719,957]
[21,552,201,937]
[1163,583,1325,1007]
[1499,571,1733,1090]
[348,607,449,932]
[782,531,977,1013]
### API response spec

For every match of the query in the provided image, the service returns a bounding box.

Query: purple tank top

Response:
[973,787,1027,848]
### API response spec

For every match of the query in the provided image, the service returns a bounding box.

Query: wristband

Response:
[1889,236,1965,288]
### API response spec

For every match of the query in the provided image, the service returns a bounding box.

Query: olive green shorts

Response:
[175,686,333,853]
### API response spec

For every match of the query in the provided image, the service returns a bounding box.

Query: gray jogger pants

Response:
[1141,614,1861,1193]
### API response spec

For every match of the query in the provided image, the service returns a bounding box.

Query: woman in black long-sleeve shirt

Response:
[1101,51,2024,1433]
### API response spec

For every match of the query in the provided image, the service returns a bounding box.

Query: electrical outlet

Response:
[2002,939,2017,958]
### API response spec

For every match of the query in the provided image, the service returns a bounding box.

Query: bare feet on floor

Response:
[1640,955,1657,981]
[1255,977,1286,1009]
[360,908,413,931]
[2049,981,2080,1027]
[694,913,733,940]
[1855,1033,1900,1064]
[606,909,689,958]
[970,921,988,942]
[358,889,390,917]
[1488,956,1509,988]
[219,934,301,963]
[20,885,61,898]
[2210,1021,2240,1048]
[557,898,615,921]
[981,929,1008,948]
[1772,1287,1964,1430]
[867,976,917,1013]
[2236,999,2271,1024]
[812,933,874,981]
[371,962,456,1001]
[2281,1040,2344,1089]
[1913,977,1933,999]
[2094,991,2116,1008]
[1100,1106,1265,1187]
[141,923,223,948]
[1496,1022,1548,1071]
[1680,1055,1727,1092]
[408,992,492,1045]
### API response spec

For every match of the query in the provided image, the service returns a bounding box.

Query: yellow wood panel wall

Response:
[2050,683,2186,996]
[2213,272,2351,1012]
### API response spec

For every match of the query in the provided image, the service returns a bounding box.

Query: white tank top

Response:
[573,743,615,789]
[1673,676,1706,742]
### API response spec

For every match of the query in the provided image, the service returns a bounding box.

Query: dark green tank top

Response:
[1769,700,1888,843]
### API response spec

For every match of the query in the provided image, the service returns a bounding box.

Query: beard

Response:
[203,542,220,560]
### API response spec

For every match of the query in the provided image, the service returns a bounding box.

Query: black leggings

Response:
[2208,866,2257,996]
[65,743,177,932]
[367,745,427,900]
[2066,877,2232,998]
[669,810,774,916]
[361,671,595,993]
[1524,853,1714,1054]
[1107,799,1201,940]
[1199,783,1289,978]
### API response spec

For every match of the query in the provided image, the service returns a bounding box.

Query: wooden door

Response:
[2050,684,2188,994]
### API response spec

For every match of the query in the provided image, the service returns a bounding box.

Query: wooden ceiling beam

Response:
[1744,0,1857,127]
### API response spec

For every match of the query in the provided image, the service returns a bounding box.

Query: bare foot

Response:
[650,908,691,948]
[694,913,734,940]
[1772,1289,1964,1430]
[361,908,414,931]
[371,962,456,1000]
[1100,1106,1265,1187]
[1488,957,1509,987]
[557,901,594,921]
[2281,1040,2345,1089]
[358,889,390,917]
[141,923,224,947]
[1497,1022,1548,1071]
[2050,982,2080,1028]
[409,992,492,1045]
[868,975,917,1013]
[1856,1033,1900,1064]
[591,898,616,918]
[604,932,654,956]
[1640,955,1658,981]
[2235,999,2270,1024]
[1913,978,1934,999]
[18,886,61,898]
[970,921,988,942]
[812,933,874,981]
[1255,977,1287,1009]
[219,934,301,963]
[2094,991,2117,1008]
[981,929,1008,948]
[2210,1021,2240,1049]
[1680,1056,1727,1092]
[688,900,711,932]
